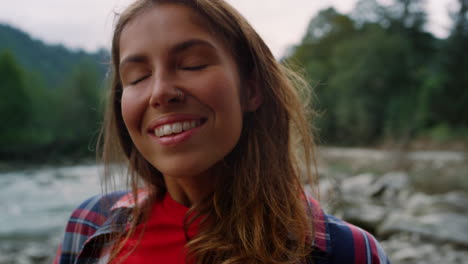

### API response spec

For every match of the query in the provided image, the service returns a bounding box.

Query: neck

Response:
[163,171,214,207]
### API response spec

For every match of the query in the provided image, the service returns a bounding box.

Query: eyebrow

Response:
[119,54,148,69]
[172,39,215,54]
[119,39,216,69]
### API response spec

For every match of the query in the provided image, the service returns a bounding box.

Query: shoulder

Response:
[324,214,390,264]
[56,191,128,263]
[65,191,129,232]
[305,194,390,264]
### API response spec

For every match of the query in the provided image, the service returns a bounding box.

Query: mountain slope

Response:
[0,23,108,88]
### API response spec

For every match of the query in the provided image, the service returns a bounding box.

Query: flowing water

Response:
[0,164,109,263]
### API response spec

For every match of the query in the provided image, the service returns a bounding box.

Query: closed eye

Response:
[182,65,208,71]
[130,75,150,85]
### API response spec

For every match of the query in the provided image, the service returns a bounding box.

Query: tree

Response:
[286,1,467,146]
[51,59,105,156]
[351,0,387,26]
[328,25,415,144]
[386,0,428,31]
[0,51,31,154]
[426,0,468,127]
[288,8,357,143]
[22,70,57,148]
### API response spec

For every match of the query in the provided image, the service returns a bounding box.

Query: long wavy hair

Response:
[98,0,318,263]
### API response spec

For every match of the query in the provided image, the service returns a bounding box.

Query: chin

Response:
[152,160,215,179]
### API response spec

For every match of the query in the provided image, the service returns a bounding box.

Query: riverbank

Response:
[1,147,466,264]
[315,147,468,264]
[316,147,468,194]
[0,157,96,173]
[0,164,103,264]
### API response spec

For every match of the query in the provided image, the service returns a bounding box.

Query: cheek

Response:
[121,89,147,134]
[198,71,243,114]
[203,72,244,144]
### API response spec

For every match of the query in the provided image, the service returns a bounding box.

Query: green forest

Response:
[0,24,108,161]
[0,0,467,163]
[287,0,468,146]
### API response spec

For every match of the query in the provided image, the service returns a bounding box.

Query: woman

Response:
[55,0,390,263]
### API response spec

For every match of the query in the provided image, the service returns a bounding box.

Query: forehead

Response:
[119,3,225,58]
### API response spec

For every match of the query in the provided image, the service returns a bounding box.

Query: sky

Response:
[0,0,458,58]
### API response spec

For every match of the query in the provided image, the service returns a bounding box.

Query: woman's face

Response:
[119,4,248,179]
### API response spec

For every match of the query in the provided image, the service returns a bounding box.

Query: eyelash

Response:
[130,75,150,85]
[128,64,207,85]
[182,64,208,71]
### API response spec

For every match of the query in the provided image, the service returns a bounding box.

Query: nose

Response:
[149,74,184,108]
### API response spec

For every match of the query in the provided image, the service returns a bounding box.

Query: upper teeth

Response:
[154,120,198,137]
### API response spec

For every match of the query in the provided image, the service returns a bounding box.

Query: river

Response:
[0,164,104,263]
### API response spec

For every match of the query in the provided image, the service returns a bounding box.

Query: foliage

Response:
[287,0,468,146]
[0,49,106,161]
[0,23,107,88]
[0,51,31,152]
[1,0,468,162]
[0,23,109,161]
[52,60,106,156]
[425,0,468,128]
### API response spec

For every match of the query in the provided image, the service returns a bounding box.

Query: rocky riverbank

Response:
[316,147,468,264]
[1,148,466,264]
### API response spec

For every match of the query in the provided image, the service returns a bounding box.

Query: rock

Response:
[378,211,468,247]
[380,233,468,264]
[318,178,336,198]
[369,171,409,200]
[0,239,56,264]
[392,246,432,262]
[24,244,50,263]
[442,192,468,213]
[402,191,468,216]
[340,173,376,197]
[316,177,340,210]
[0,255,11,264]
[342,203,387,233]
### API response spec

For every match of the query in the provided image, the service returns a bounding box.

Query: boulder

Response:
[380,233,468,264]
[342,203,387,233]
[406,192,468,216]
[378,211,468,247]
[340,173,376,198]
[369,171,409,200]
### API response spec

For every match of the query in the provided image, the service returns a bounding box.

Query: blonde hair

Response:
[98,0,318,263]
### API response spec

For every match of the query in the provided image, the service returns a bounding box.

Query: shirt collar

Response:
[108,188,329,254]
[110,188,150,210]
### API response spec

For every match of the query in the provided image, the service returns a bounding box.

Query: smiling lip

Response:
[147,114,206,146]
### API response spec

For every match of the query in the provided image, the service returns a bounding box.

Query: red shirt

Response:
[114,193,198,264]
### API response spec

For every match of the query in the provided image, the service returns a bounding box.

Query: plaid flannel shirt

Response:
[54,190,390,264]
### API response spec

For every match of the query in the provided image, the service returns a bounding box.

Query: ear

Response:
[244,79,263,112]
